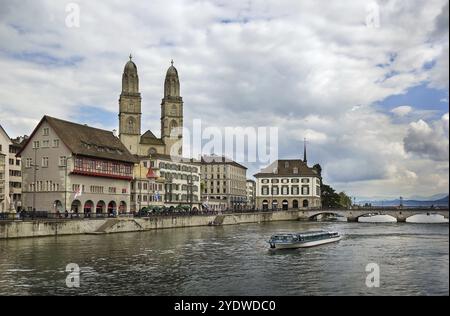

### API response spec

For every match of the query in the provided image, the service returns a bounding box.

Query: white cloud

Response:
[404,113,449,161]
[391,105,413,117]
[0,0,448,199]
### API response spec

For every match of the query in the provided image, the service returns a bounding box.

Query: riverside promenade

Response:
[0,208,448,239]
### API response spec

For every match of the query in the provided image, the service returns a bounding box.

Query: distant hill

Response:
[359,195,449,207]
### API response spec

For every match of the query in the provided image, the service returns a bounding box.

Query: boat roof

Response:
[271,230,337,237]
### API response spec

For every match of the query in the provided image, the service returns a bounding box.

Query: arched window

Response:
[303,199,309,208]
[127,117,136,133]
[272,200,278,210]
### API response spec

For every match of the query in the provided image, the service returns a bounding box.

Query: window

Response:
[284,162,289,168]
[291,178,300,183]
[25,158,32,168]
[109,187,116,193]
[42,140,49,148]
[293,168,298,174]
[33,141,40,149]
[43,128,49,136]
[272,186,279,195]
[9,159,14,165]
[301,178,310,183]
[302,186,310,195]
[291,186,299,195]
[90,186,104,194]
[53,139,59,148]
[59,156,67,167]
[282,186,289,195]
[42,157,49,168]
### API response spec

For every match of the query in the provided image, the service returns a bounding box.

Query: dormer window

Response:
[293,167,298,174]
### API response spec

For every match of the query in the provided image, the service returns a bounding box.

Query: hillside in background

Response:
[358,195,449,207]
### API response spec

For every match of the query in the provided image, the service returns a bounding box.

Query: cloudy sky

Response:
[0,0,448,200]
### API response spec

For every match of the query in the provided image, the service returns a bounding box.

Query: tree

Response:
[313,163,322,176]
[338,191,352,209]
[321,184,341,209]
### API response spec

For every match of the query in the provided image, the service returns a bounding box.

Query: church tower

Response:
[119,55,142,155]
[161,60,183,156]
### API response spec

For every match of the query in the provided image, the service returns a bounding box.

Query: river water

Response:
[0,221,448,296]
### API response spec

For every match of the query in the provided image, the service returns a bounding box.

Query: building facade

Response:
[246,179,256,210]
[0,126,10,212]
[0,153,5,212]
[130,158,165,212]
[9,136,25,211]
[119,57,183,157]
[0,126,26,212]
[200,156,248,211]
[254,158,322,211]
[137,154,202,210]
[18,116,136,214]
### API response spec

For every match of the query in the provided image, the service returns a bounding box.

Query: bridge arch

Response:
[308,211,346,221]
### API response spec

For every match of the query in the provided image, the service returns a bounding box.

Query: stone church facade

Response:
[119,57,183,157]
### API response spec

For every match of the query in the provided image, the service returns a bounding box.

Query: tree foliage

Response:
[321,184,352,209]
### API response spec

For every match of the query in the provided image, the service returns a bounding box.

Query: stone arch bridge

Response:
[298,208,449,222]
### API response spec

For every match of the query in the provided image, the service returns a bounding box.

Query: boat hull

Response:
[270,236,342,250]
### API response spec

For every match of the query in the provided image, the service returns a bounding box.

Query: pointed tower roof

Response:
[124,54,138,74]
[166,59,179,77]
[303,138,307,164]
[164,59,181,98]
[122,54,139,94]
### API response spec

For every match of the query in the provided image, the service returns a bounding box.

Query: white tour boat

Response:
[268,230,342,250]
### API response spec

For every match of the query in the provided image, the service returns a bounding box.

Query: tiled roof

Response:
[18,116,136,163]
[254,159,319,177]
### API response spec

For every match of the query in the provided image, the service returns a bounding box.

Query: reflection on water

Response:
[0,221,448,296]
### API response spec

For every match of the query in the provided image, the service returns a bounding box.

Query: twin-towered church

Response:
[119,56,184,157]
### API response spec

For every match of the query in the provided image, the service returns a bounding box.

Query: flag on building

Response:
[74,186,82,199]
[146,166,157,179]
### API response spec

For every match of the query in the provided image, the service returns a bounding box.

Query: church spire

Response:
[119,56,142,155]
[122,55,139,94]
[164,59,180,97]
[303,138,307,164]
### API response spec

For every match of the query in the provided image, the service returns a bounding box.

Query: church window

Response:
[128,117,136,133]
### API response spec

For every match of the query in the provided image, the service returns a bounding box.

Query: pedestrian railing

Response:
[0,208,327,221]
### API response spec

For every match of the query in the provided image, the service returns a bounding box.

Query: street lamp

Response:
[166,174,173,206]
